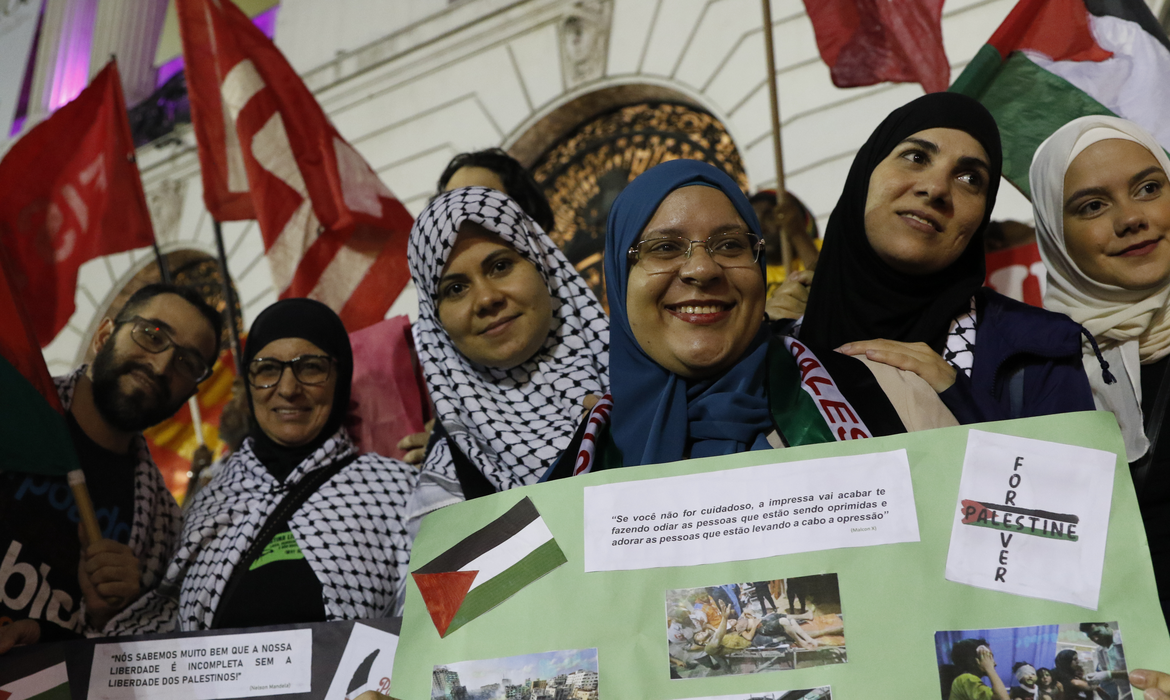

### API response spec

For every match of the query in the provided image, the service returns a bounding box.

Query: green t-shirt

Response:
[951,673,995,700]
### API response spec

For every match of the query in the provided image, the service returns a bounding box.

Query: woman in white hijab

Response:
[1031,114,1170,621]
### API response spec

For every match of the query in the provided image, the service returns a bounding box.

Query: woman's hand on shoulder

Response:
[837,339,957,393]
[765,270,813,322]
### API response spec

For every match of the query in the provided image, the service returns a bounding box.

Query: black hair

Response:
[1036,667,1053,683]
[748,191,777,206]
[748,189,820,240]
[114,283,223,362]
[951,638,989,675]
[1054,649,1078,672]
[1079,622,1109,635]
[436,148,556,234]
[1012,661,1033,674]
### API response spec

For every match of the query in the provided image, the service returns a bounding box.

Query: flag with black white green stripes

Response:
[412,497,566,638]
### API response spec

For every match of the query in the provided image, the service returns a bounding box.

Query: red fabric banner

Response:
[347,316,427,460]
[985,242,1045,308]
[177,0,413,332]
[0,62,156,346]
[803,0,950,93]
[986,0,1112,62]
[0,246,62,412]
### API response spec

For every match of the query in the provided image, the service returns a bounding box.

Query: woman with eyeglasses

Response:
[778,93,1094,424]
[596,159,955,469]
[114,298,415,632]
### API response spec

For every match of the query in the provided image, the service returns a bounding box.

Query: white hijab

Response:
[1031,115,1170,460]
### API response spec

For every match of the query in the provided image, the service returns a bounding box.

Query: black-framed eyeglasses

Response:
[128,316,213,383]
[247,355,335,389]
[627,232,765,273]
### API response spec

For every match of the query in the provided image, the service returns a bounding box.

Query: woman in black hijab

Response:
[794,93,1093,423]
[115,299,415,633]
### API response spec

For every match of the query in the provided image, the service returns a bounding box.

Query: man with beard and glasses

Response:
[0,284,220,651]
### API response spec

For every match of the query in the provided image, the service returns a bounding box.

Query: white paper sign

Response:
[88,629,312,700]
[324,623,399,700]
[583,449,919,572]
[944,430,1115,609]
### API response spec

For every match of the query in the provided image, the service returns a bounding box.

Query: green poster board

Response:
[393,412,1169,699]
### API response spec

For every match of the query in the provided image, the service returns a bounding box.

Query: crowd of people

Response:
[3,91,1170,694]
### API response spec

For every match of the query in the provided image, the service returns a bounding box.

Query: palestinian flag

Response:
[0,247,78,477]
[0,662,70,700]
[950,0,1170,197]
[412,497,566,637]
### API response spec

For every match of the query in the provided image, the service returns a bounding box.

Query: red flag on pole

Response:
[0,62,156,346]
[1,243,108,543]
[177,0,414,332]
[0,244,78,477]
[803,0,950,94]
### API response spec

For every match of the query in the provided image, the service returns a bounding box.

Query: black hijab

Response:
[243,298,354,480]
[801,92,1002,354]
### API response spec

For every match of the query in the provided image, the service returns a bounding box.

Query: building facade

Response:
[2,0,1167,375]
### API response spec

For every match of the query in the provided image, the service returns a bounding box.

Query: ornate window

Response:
[532,102,747,308]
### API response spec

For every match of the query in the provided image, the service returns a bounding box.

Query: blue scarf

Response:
[604,159,773,467]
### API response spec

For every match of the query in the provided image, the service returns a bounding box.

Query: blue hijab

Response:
[604,159,773,467]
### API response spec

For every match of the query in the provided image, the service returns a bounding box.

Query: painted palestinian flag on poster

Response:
[0,662,70,700]
[950,0,1170,197]
[412,497,566,637]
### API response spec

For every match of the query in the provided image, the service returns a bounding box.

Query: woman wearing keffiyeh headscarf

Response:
[107,299,416,633]
[404,186,609,528]
[1031,115,1170,625]
[599,159,955,469]
[790,92,1094,425]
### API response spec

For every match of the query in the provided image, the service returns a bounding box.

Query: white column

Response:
[26,0,99,125]
[89,0,169,106]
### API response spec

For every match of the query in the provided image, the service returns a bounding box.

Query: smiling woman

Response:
[599,159,958,468]
[404,186,608,535]
[794,93,1095,426]
[1032,116,1170,625]
[110,299,416,634]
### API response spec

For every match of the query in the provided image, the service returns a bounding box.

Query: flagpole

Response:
[152,241,171,284]
[212,219,243,375]
[760,0,792,273]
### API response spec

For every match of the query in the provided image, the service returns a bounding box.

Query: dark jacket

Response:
[939,289,1095,424]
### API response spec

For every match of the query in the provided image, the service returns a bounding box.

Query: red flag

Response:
[803,0,950,93]
[0,62,156,346]
[984,0,1112,63]
[177,0,413,332]
[0,245,79,476]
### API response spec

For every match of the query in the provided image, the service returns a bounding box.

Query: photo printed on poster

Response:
[934,622,1129,700]
[681,688,832,700]
[432,648,599,700]
[667,575,846,680]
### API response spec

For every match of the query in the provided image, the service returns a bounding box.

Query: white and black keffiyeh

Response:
[112,430,414,633]
[408,186,609,492]
[56,368,181,636]
[943,297,978,379]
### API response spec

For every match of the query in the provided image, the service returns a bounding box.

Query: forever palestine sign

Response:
[88,629,311,700]
[945,430,1115,609]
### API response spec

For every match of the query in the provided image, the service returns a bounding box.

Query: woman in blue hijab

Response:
[601,159,955,467]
